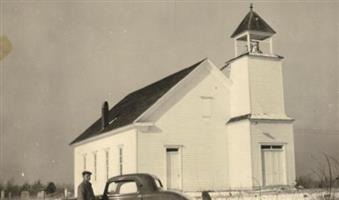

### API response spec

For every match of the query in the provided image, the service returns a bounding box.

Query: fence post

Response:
[0,190,5,199]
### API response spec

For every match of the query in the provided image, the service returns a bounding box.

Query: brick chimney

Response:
[101,101,109,129]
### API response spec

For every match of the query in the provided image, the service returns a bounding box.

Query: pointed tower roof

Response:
[231,4,276,38]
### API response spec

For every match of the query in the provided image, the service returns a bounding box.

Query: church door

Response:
[166,148,182,190]
[261,145,286,186]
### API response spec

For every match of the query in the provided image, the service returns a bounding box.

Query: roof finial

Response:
[250,3,253,11]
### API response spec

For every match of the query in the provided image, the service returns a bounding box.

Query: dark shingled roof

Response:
[70,59,205,145]
[231,9,276,38]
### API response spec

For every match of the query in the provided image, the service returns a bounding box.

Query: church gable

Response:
[135,59,231,123]
[155,65,231,130]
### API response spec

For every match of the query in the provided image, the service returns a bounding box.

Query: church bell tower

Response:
[226,5,296,189]
[226,4,290,119]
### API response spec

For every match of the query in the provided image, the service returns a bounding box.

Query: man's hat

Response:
[82,171,92,176]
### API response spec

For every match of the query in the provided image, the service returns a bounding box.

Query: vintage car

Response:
[100,173,190,200]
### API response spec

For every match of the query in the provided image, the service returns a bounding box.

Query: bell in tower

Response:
[231,4,275,56]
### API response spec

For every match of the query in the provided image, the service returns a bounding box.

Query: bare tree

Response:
[309,153,339,200]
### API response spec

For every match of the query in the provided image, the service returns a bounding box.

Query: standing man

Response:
[77,171,95,200]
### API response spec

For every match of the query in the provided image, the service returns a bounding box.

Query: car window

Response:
[107,181,138,195]
[107,182,118,195]
[119,182,138,194]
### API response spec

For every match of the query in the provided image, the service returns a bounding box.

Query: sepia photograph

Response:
[0,1,338,200]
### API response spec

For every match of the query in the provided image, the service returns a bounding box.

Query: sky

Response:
[0,0,338,185]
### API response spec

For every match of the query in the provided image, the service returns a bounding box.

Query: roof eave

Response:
[70,124,136,147]
[231,30,275,39]
[222,53,284,70]
[226,114,295,124]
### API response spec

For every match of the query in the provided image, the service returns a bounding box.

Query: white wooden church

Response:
[71,6,296,194]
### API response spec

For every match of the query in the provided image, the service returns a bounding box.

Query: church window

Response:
[93,152,97,181]
[118,146,123,175]
[105,150,109,180]
[83,154,87,171]
[201,96,213,118]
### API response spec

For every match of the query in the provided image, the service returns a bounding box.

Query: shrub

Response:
[296,175,320,189]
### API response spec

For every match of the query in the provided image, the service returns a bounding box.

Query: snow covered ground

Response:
[186,189,339,200]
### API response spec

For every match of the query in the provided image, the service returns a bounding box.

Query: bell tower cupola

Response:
[231,4,276,56]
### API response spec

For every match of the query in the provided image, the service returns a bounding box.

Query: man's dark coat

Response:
[77,181,95,200]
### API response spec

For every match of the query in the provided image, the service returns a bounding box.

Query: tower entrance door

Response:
[261,145,286,186]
